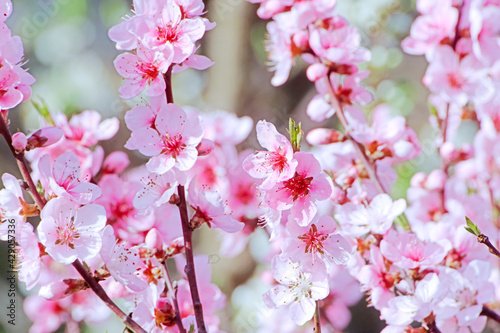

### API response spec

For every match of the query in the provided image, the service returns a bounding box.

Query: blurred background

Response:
[0,0,442,332]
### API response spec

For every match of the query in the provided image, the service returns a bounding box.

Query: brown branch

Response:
[478,234,500,258]
[313,301,321,333]
[0,113,147,333]
[0,114,46,208]
[481,306,500,324]
[321,77,411,230]
[176,185,207,333]
[163,260,186,333]
[72,260,146,333]
[427,321,442,333]
[164,66,174,104]
[163,63,207,333]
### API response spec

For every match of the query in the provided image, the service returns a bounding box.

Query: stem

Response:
[163,260,186,333]
[481,306,500,324]
[72,260,146,333]
[427,321,442,333]
[322,77,411,231]
[176,185,207,333]
[477,234,500,258]
[0,114,147,333]
[163,64,207,332]
[314,301,321,333]
[164,66,174,104]
[0,114,46,208]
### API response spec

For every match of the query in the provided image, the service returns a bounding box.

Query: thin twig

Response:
[72,260,147,333]
[176,185,207,333]
[314,301,321,333]
[0,113,147,333]
[163,260,186,333]
[321,76,411,230]
[481,306,500,324]
[427,321,442,333]
[162,66,207,332]
[478,234,500,258]
[0,114,46,208]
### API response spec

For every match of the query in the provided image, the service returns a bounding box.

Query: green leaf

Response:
[465,216,481,236]
[31,99,55,126]
[287,118,303,152]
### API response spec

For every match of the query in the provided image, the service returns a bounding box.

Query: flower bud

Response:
[306,63,328,82]
[196,138,214,156]
[26,127,63,150]
[11,132,27,153]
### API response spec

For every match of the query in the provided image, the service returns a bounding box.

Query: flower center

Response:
[162,133,185,158]
[138,62,160,81]
[55,221,80,250]
[297,224,328,255]
[283,172,313,200]
[155,24,179,44]
[267,148,288,173]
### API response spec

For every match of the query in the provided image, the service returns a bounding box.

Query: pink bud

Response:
[11,132,27,153]
[306,63,329,82]
[102,151,130,175]
[196,138,214,156]
[439,142,457,161]
[26,127,63,150]
[410,172,427,188]
[145,228,163,250]
[425,170,447,191]
[306,128,345,145]
[292,31,309,50]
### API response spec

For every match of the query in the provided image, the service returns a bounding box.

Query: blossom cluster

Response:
[244,0,500,332]
[3,0,500,331]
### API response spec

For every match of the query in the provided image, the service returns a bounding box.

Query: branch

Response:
[0,114,46,208]
[321,77,411,231]
[427,321,441,333]
[176,185,207,333]
[162,65,207,332]
[0,113,147,333]
[314,301,321,333]
[478,234,500,258]
[72,260,147,333]
[163,260,186,333]
[481,306,500,324]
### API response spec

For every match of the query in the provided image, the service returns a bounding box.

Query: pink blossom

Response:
[26,127,64,150]
[16,222,42,290]
[282,215,351,271]
[243,120,297,190]
[263,255,329,326]
[335,194,406,236]
[0,172,24,218]
[264,152,333,226]
[309,22,371,67]
[130,103,204,174]
[132,2,207,63]
[380,230,447,270]
[38,152,102,204]
[114,44,173,99]
[423,45,494,106]
[401,0,458,56]
[95,174,155,244]
[0,0,12,22]
[133,169,185,214]
[55,110,119,148]
[38,197,106,264]
[11,131,26,152]
[187,184,245,232]
[100,225,148,292]
[470,1,500,65]
[358,246,398,308]
[382,273,446,326]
